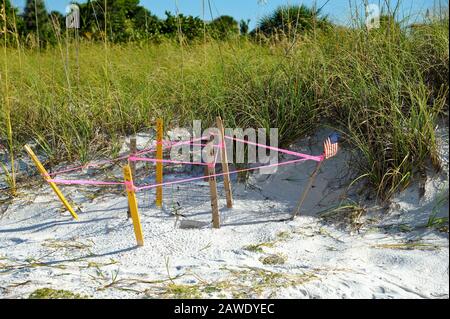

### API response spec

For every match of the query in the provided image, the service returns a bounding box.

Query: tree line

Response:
[1,0,331,47]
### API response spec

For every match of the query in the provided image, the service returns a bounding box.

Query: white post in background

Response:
[65,4,80,84]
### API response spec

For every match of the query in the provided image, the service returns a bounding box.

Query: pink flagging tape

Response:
[124,181,134,192]
[45,131,324,187]
[213,133,324,162]
[48,154,131,177]
[47,158,309,189]
[47,179,125,186]
[129,156,208,166]
[135,134,213,157]
[135,158,309,191]
[48,135,214,176]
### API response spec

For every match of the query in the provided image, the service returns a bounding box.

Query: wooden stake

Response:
[155,119,163,208]
[127,136,137,219]
[123,164,144,246]
[291,160,324,220]
[24,145,78,220]
[207,139,220,229]
[129,136,137,177]
[216,117,233,208]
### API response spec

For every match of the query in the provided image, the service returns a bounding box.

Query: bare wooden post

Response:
[291,160,324,220]
[127,136,137,219]
[123,164,144,246]
[24,145,79,220]
[291,133,340,219]
[206,138,220,228]
[155,119,163,208]
[216,116,233,208]
[129,136,137,177]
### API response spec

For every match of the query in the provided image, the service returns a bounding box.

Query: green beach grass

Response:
[1,16,448,199]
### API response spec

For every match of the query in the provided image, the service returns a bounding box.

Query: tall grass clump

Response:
[319,18,448,198]
[1,0,16,195]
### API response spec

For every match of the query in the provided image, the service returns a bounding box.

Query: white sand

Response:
[0,127,448,299]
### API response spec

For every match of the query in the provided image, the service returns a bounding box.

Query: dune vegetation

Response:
[1,1,448,200]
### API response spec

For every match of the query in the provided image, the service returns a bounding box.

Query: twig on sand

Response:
[372,242,441,251]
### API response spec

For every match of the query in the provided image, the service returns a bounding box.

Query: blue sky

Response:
[14,0,443,28]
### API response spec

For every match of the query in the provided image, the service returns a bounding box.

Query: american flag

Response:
[323,132,340,159]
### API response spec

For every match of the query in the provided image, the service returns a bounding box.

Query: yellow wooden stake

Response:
[216,116,233,208]
[23,145,78,220]
[155,118,163,208]
[123,164,144,246]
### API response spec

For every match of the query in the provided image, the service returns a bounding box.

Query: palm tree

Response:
[255,4,330,38]
[209,15,239,39]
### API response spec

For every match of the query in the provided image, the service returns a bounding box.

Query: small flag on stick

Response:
[323,132,340,159]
